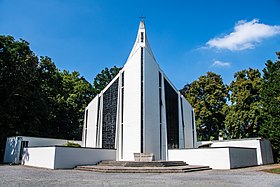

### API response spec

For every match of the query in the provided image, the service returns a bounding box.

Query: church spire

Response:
[139,21,146,47]
[127,21,155,61]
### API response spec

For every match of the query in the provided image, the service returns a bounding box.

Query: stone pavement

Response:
[0,164,279,187]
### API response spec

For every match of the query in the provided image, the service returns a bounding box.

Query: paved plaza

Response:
[0,165,279,187]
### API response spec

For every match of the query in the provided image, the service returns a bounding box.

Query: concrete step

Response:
[75,165,211,173]
[98,160,127,167]
[162,161,188,167]
[97,160,188,167]
[182,165,212,172]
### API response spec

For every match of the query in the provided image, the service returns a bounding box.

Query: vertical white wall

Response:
[83,97,99,147]
[121,49,142,160]
[160,72,168,160]
[97,94,103,148]
[192,108,198,148]
[82,110,87,147]
[178,95,184,148]
[116,73,123,161]
[143,48,161,160]
[181,98,195,148]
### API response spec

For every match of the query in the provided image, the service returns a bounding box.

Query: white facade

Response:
[83,21,197,161]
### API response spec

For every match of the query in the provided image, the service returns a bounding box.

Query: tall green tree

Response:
[0,36,95,161]
[38,57,94,140]
[182,72,228,141]
[93,66,121,95]
[58,70,94,139]
[38,56,63,137]
[225,68,262,139]
[260,52,280,162]
[0,36,45,160]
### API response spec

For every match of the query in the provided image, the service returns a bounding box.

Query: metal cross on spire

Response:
[139,15,146,21]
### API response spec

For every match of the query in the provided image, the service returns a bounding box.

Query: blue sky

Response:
[1,0,280,88]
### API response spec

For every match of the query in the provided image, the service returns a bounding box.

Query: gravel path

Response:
[0,165,279,187]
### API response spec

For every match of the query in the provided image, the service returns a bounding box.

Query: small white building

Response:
[3,136,82,164]
[202,138,274,165]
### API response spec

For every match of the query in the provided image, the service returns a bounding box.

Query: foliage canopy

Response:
[225,68,262,138]
[0,36,93,160]
[259,52,280,162]
[182,72,228,141]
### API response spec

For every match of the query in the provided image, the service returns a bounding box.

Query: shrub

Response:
[64,141,81,148]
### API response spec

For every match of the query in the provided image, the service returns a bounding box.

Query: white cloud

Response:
[207,19,280,51]
[211,60,231,67]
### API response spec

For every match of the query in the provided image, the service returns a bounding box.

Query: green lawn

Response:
[264,168,280,174]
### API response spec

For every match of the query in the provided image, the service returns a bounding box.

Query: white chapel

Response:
[82,21,197,161]
[4,21,273,170]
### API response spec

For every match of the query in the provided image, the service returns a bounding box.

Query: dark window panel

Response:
[140,47,144,153]
[164,78,179,149]
[102,79,119,149]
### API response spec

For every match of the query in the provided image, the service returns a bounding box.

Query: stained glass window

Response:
[102,79,119,149]
[164,78,179,149]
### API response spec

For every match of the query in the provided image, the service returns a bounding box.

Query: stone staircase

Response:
[97,160,188,167]
[75,160,211,173]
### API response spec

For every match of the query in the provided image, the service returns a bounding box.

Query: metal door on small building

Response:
[19,141,28,162]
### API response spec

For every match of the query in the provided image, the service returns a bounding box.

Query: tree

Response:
[0,36,45,160]
[93,66,121,95]
[0,35,95,161]
[260,52,280,162]
[182,72,228,141]
[38,57,94,140]
[225,68,262,139]
[58,70,94,139]
[37,56,63,137]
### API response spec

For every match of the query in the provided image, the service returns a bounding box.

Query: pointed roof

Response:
[127,21,156,61]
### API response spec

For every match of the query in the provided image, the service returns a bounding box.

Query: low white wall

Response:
[54,147,116,169]
[22,146,116,169]
[168,147,257,169]
[169,148,230,169]
[22,147,56,169]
